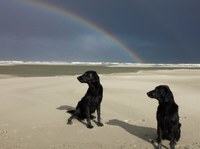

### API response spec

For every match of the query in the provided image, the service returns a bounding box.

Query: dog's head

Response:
[147,85,174,103]
[77,71,100,84]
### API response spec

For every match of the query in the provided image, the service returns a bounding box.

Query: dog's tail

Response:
[67,109,75,114]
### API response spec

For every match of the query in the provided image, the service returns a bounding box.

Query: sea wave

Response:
[0,61,200,67]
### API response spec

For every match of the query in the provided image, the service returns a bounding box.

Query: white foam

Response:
[0,61,200,68]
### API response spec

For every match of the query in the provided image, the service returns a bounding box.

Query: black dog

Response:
[67,71,103,129]
[147,85,181,149]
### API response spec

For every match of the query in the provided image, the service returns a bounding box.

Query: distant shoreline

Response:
[1,61,200,67]
[0,63,200,77]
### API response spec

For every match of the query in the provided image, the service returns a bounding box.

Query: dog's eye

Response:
[84,72,88,76]
[155,88,161,94]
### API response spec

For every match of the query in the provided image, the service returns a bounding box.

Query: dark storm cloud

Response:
[46,0,200,63]
[0,0,200,63]
[49,0,200,37]
[0,0,135,62]
[0,0,86,39]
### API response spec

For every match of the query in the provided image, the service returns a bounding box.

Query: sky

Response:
[0,0,200,63]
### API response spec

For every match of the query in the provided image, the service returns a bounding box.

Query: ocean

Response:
[0,61,200,77]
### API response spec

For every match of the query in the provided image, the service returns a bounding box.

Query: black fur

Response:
[67,71,103,129]
[147,85,181,149]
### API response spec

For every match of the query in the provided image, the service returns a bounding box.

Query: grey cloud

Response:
[1,0,200,63]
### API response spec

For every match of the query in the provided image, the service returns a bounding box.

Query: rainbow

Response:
[24,0,144,63]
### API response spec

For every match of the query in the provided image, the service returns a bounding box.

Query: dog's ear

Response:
[92,72,100,83]
[88,71,100,83]
[164,90,174,103]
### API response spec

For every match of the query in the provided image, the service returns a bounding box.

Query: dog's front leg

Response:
[170,133,175,149]
[86,107,93,129]
[97,104,103,127]
[157,124,162,149]
[67,109,80,125]
[170,141,175,149]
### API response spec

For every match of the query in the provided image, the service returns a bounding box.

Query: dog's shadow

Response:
[106,119,169,149]
[57,106,168,149]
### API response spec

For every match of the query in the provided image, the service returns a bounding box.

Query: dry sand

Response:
[0,68,200,149]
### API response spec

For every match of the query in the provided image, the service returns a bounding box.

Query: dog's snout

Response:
[147,91,151,97]
[77,76,81,80]
[147,91,155,98]
[77,75,83,82]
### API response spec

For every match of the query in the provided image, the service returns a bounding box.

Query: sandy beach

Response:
[0,64,200,149]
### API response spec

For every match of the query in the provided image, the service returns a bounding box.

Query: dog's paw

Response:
[67,120,73,125]
[87,124,93,129]
[97,122,104,127]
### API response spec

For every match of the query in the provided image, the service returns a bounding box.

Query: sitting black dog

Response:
[147,85,181,149]
[67,71,103,129]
